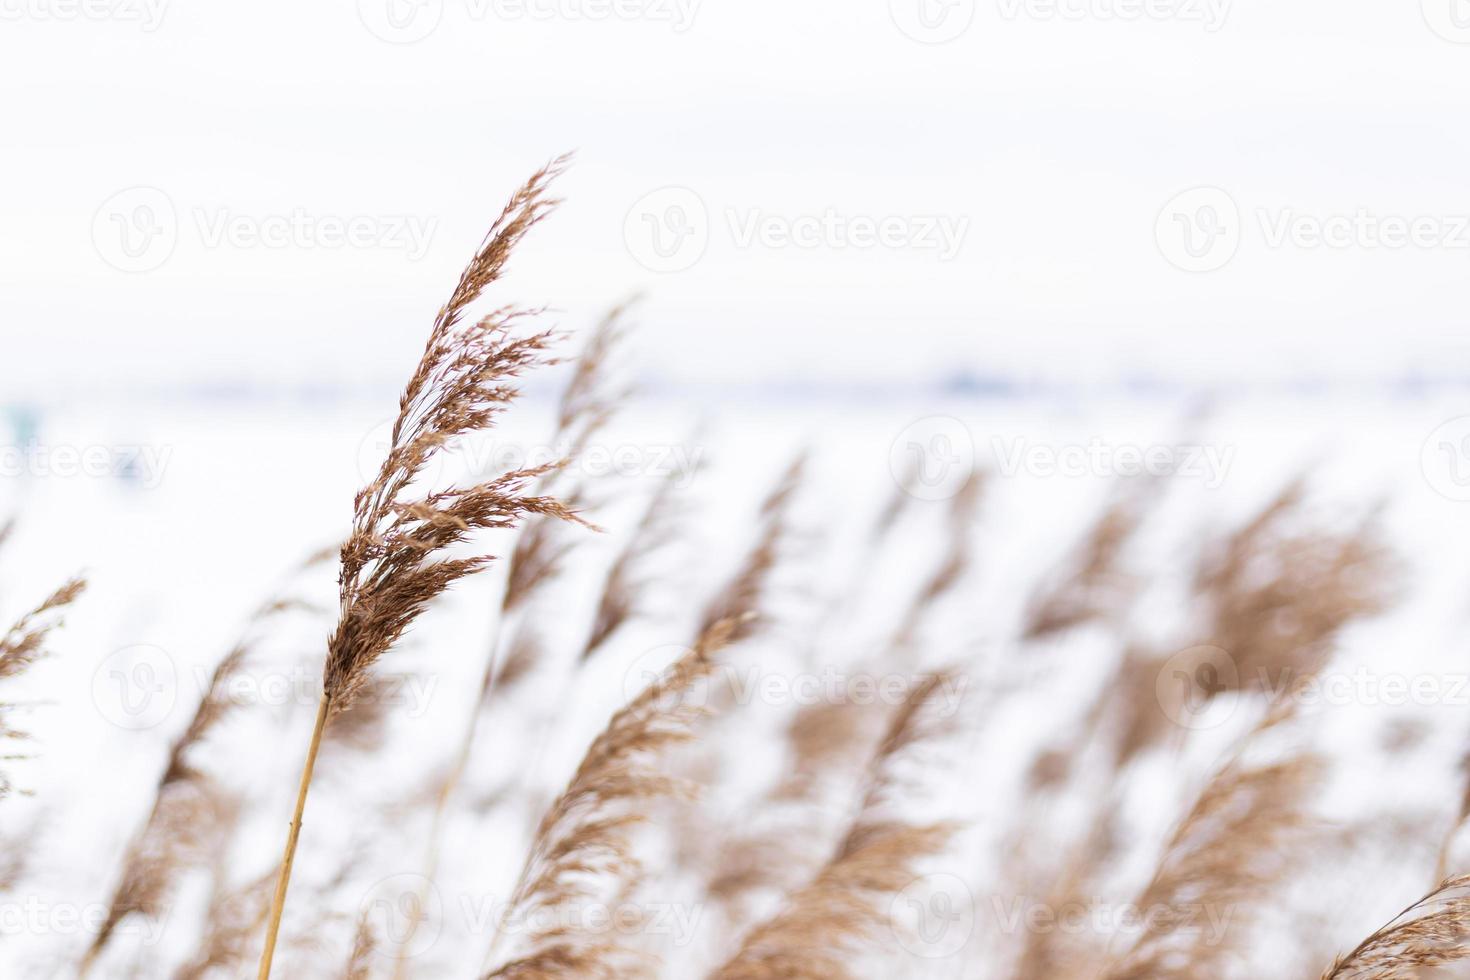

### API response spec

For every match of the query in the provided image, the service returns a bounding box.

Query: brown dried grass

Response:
[1322,875,1470,979]
[258,157,584,980]
[481,619,736,979]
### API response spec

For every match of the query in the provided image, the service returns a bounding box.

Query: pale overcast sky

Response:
[4,0,1470,401]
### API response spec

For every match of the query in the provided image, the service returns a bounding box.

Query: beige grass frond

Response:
[482,619,736,979]
[1321,874,1470,979]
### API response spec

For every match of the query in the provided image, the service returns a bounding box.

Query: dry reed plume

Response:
[698,453,806,645]
[389,305,627,975]
[256,156,585,980]
[1322,874,1470,979]
[710,671,964,979]
[1101,706,1324,979]
[582,466,686,661]
[80,577,319,975]
[0,574,85,800]
[481,618,737,979]
[1023,484,1149,639]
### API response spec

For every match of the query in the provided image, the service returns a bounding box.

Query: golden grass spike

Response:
[0,576,85,799]
[175,868,276,980]
[711,669,964,978]
[501,301,629,615]
[1023,484,1149,639]
[256,158,581,980]
[1320,874,1470,979]
[480,619,736,979]
[892,478,982,647]
[389,308,629,977]
[711,824,953,980]
[582,465,686,660]
[699,452,806,643]
[1193,482,1393,694]
[343,911,377,980]
[1101,707,1323,980]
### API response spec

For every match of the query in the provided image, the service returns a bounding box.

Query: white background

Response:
[4,0,1470,399]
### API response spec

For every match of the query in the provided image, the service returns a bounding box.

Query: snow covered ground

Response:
[3,381,1470,977]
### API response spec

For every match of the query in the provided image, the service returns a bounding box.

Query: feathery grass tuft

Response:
[256,156,582,980]
[482,619,736,979]
[0,575,85,800]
